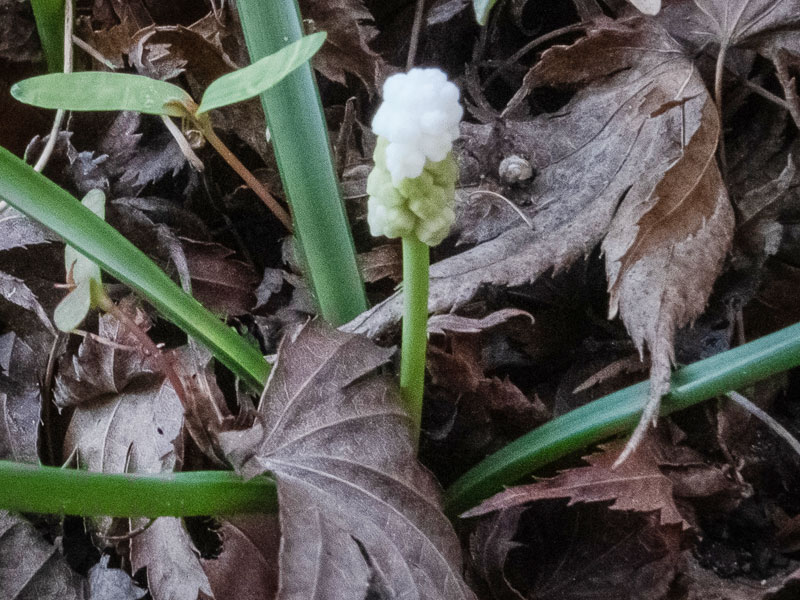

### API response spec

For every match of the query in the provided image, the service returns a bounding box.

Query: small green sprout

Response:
[53,189,110,332]
[11,33,327,232]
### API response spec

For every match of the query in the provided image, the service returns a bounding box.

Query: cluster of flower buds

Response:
[367,68,462,246]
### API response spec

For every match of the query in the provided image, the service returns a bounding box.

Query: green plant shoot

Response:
[53,189,107,332]
[0,147,269,389]
[11,33,326,117]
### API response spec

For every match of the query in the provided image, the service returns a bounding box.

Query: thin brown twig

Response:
[714,42,729,174]
[200,124,294,232]
[406,0,426,70]
[100,299,192,418]
[485,22,587,90]
[71,34,116,69]
[469,190,534,229]
[160,115,205,172]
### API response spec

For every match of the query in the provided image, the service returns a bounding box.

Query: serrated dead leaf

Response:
[300,0,385,91]
[220,320,475,600]
[0,511,86,600]
[201,515,280,600]
[0,271,54,334]
[464,438,688,529]
[180,238,258,317]
[0,332,41,464]
[130,517,212,600]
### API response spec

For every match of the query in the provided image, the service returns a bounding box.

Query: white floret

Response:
[372,68,463,185]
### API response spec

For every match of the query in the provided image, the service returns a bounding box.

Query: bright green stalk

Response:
[235,0,368,325]
[400,237,430,446]
[30,0,65,73]
[444,320,800,517]
[0,461,276,517]
[0,147,269,389]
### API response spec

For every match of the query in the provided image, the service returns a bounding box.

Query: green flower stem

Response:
[400,236,430,448]
[30,0,65,73]
[0,461,276,517]
[235,0,368,325]
[444,320,800,517]
[0,147,270,389]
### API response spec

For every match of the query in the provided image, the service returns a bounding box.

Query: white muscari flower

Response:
[368,68,462,246]
[372,68,462,184]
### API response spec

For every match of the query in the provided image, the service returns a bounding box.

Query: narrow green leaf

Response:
[236,1,368,324]
[444,320,800,516]
[0,460,277,517]
[10,72,192,117]
[197,32,327,114]
[53,281,92,332]
[0,146,269,389]
[30,0,65,73]
[473,0,497,25]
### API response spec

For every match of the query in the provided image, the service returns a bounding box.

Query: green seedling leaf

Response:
[473,0,497,25]
[55,189,106,332]
[53,280,93,333]
[11,72,192,117]
[64,189,104,287]
[197,32,327,114]
[0,146,269,389]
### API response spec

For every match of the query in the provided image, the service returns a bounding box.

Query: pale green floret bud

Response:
[367,67,461,246]
[368,137,458,246]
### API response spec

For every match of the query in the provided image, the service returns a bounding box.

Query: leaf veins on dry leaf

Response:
[56,309,212,600]
[220,320,474,600]
[0,511,85,600]
[347,13,735,459]
[299,0,385,91]
[464,438,687,529]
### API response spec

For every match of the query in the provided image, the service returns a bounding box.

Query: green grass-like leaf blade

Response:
[473,0,497,25]
[30,0,65,73]
[11,72,192,116]
[197,32,327,114]
[0,146,269,389]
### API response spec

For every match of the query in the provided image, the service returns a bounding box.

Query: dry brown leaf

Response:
[220,320,475,600]
[471,502,684,600]
[0,271,54,334]
[0,332,41,464]
[130,517,212,600]
[201,516,280,600]
[180,238,258,317]
[0,511,86,600]
[300,0,385,91]
[0,209,57,251]
[679,0,800,50]
[603,92,733,462]
[57,310,211,600]
[464,438,687,528]
[357,243,402,283]
[55,307,158,407]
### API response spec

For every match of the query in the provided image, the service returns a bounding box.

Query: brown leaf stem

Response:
[97,295,191,418]
[199,123,294,232]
